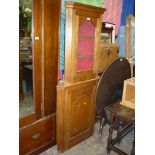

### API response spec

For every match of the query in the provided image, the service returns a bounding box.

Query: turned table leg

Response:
[107,113,115,153]
[99,117,105,140]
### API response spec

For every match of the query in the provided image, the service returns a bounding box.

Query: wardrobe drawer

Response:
[20,116,55,155]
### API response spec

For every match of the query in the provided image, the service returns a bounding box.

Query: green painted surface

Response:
[75,0,103,7]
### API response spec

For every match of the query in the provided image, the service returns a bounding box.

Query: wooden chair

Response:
[106,102,135,155]
[95,57,131,138]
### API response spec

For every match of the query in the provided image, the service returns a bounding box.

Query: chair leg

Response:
[116,120,123,144]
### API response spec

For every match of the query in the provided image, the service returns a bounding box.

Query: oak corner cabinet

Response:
[56,2,105,152]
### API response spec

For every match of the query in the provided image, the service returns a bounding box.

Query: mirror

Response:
[19,0,34,118]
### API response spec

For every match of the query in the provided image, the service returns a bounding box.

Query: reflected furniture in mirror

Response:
[19,0,33,117]
[19,48,24,100]
[56,2,105,152]
[19,0,61,154]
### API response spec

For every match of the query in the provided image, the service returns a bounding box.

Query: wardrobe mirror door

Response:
[19,0,34,118]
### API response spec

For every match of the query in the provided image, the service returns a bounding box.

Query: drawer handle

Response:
[83,102,87,105]
[32,133,40,140]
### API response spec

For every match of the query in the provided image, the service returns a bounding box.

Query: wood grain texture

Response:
[120,77,135,109]
[64,2,105,84]
[98,42,119,73]
[57,3,105,152]
[66,2,105,14]
[20,115,56,155]
[57,78,99,152]
[33,0,42,119]
[125,15,135,59]
[20,0,61,154]
[41,0,61,116]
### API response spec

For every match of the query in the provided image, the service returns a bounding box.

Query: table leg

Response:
[99,117,105,140]
[107,113,115,153]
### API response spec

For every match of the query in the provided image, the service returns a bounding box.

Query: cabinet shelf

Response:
[77,54,93,58]
[79,35,95,38]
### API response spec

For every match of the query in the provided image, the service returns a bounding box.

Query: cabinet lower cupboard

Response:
[57,78,99,151]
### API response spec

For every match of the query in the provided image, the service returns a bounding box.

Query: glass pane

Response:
[19,0,34,118]
[77,20,95,71]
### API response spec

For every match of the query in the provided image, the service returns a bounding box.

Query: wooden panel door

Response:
[68,82,96,147]
[57,78,98,151]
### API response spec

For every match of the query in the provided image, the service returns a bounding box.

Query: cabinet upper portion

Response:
[64,2,105,84]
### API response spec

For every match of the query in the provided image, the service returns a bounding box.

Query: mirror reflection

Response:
[19,0,34,118]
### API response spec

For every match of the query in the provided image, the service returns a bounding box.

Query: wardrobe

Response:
[19,0,61,154]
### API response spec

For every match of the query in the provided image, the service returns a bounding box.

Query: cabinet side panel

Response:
[64,8,74,83]
[56,87,65,151]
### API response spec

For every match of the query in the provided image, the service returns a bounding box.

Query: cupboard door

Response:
[67,81,97,148]
[56,79,98,152]
[70,87,92,136]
